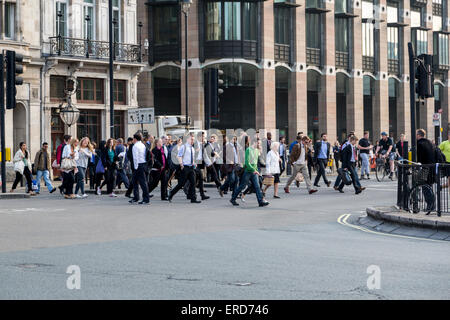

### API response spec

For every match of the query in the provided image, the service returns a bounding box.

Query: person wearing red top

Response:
[147,138,169,200]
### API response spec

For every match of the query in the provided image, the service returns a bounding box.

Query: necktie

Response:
[190,145,193,165]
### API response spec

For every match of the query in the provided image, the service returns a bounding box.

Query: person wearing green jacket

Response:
[230,135,269,207]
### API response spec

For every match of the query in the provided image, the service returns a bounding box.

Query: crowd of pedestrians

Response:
[10,128,441,207]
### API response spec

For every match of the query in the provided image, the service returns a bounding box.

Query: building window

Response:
[388,27,399,60]
[433,0,443,31]
[77,110,101,145]
[306,13,321,49]
[224,2,241,40]
[205,1,257,41]
[83,0,95,40]
[387,1,398,23]
[76,78,104,104]
[274,6,290,45]
[154,5,179,45]
[335,0,347,13]
[114,80,126,104]
[113,111,125,139]
[113,0,120,42]
[4,2,16,39]
[206,2,221,41]
[434,32,449,67]
[335,18,348,52]
[243,2,257,41]
[413,29,428,55]
[56,1,68,37]
[50,76,67,101]
[362,22,374,57]
[361,0,374,19]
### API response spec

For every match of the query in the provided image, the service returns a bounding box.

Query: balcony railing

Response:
[411,0,427,7]
[306,47,321,66]
[275,43,290,63]
[362,55,375,73]
[388,58,399,74]
[49,36,142,63]
[335,51,349,70]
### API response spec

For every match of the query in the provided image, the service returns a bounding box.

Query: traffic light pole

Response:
[0,52,6,193]
[408,43,417,163]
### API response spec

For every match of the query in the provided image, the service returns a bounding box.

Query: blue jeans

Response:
[231,171,263,204]
[360,153,370,176]
[36,170,53,193]
[220,169,237,192]
[75,166,86,195]
[116,168,130,189]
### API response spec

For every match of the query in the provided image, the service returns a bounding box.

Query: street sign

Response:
[433,113,441,126]
[128,107,154,124]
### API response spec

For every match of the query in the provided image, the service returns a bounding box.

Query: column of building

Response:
[181,0,204,128]
[372,0,389,141]
[288,4,308,140]
[423,0,436,141]
[255,1,276,131]
[442,2,450,139]
[397,0,411,141]
[347,0,364,139]
[318,0,337,143]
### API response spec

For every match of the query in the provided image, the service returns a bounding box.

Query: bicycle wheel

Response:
[375,164,385,182]
[407,184,435,214]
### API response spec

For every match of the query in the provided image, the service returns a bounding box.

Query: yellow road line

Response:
[337,214,449,243]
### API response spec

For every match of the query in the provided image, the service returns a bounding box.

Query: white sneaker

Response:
[75,194,82,199]
[82,194,88,198]
[96,188,101,195]
[109,193,118,198]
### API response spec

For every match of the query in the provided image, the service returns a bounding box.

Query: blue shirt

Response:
[178,143,195,166]
[279,143,285,157]
[289,141,298,153]
[318,141,328,159]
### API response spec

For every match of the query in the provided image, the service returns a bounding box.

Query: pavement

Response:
[0,175,449,299]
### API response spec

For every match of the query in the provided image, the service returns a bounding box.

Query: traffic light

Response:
[6,50,24,110]
[208,68,224,118]
[415,54,434,99]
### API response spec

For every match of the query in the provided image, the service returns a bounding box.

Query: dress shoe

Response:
[309,189,318,194]
[338,188,344,193]
[168,194,173,202]
[191,199,201,203]
[149,194,154,198]
[284,187,290,194]
[161,198,169,201]
[50,187,57,194]
[201,195,210,200]
[314,184,321,188]
[295,181,300,188]
[129,199,138,204]
[230,199,239,206]
[259,201,269,207]
[274,195,281,199]
[333,186,339,191]
[326,181,331,187]
[360,187,366,191]
[138,200,150,205]
[355,189,362,195]
[219,189,224,197]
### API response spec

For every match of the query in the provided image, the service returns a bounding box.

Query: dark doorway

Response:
[153,66,181,116]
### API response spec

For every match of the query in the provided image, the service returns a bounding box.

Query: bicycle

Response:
[397,159,435,215]
[375,154,397,182]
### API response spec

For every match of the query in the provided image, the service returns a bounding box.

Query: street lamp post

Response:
[85,15,91,58]
[57,10,63,55]
[181,0,192,130]
[109,0,115,138]
[138,21,143,63]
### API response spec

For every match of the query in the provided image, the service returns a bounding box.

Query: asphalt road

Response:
[0,176,448,299]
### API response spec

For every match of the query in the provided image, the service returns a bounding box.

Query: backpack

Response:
[435,146,446,163]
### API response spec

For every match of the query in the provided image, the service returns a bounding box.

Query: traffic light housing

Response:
[6,50,24,110]
[205,68,224,119]
[415,54,434,99]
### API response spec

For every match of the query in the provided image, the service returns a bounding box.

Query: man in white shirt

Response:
[129,132,150,204]
[168,133,201,203]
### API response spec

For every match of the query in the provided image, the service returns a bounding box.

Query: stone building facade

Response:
[137,0,450,144]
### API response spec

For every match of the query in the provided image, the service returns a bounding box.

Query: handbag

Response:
[95,159,105,174]
[337,168,352,185]
[263,175,274,186]
[52,159,59,169]
[60,158,75,171]
[295,172,304,182]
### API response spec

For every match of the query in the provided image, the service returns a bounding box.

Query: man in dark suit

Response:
[313,133,331,187]
[337,136,365,194]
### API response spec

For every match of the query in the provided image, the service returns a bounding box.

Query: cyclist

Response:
[375,132,395,179]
